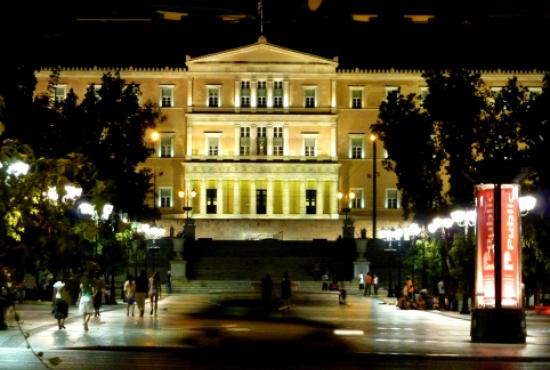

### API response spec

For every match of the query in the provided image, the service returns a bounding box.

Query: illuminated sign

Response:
[474,184,522,309]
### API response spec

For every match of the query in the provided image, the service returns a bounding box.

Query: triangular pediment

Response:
[186,36,338,73]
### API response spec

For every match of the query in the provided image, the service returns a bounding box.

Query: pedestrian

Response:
[166,270,172,294]
[52,279,68,330]
[364,272,373,296]
[357,272,365,291]
[135,270,148,318]
[123,275,136,316]
[92,272,106,318]
[321,271,329,291]
[339,280,347,305]
[78,275,94,331]
[280,272,292,311]
[260,273,273,306]
[149,272,161,316]
[437,279,446,310]
[373,274,379,295]
[406,276,415,302]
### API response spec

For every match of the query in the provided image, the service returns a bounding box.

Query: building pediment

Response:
[186,36,338,74]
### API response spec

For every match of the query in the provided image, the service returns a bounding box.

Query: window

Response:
[205,132,221,156]
[160,85,174,107]
[256,189,267,214]
[349,135,364,159]
[273,126,284,156]
[350,88,363,109]
[306,189,317,214]
[53,85,67,103]
[304,87,316,108]
[385,188,400,209]
[208,137,219,156]
[274,81,283,108]
[208,86,220,107]
[160,187,172,208]
[257,127,267,155]
[489,87,503,106]
[160,134,174,158]
[241,80,250,107]
[87,84,102,100]
[304,137,316,157]
[240,127,250,155]
[257,80,267,107]
[350,188,364,209]
[385,86,399,100]
[206,189,217,214]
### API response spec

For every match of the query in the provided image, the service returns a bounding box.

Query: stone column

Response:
[330,125,337,158]
[267,78,273,108]
[217,180,224,215]
[283,124,290,156]
[267,124,273,156]
[199,179,206,215]
[316,181,324,215]
[233,179,240,215]
[330,181,338,216]
[250,180,256,215]
[267,179,274,215]
[251,124,257,156]
[234,124,240,157]
[187,78,193,112]
[283,79,290,111]
[299,181,306,215]
[234,80,240,109]
[283,181,290,215]
[186,125,193,156]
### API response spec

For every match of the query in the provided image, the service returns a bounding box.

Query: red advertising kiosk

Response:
[471,183,526,343]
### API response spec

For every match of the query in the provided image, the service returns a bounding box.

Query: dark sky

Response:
[2,0,549,70]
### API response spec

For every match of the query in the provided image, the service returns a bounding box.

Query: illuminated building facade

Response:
[35,37,544,240]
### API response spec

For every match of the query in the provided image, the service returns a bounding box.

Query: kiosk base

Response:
[471,308,526,343]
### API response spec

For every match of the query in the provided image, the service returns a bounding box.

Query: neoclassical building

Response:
[35,37,545,240]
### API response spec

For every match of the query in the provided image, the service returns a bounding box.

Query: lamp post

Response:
[139,223,165,274]
[405,223,422,287]
[370,134,377,240]
[178,188,197,240]
[337,191,355,239]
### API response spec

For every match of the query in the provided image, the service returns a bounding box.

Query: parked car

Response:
[181,298,350,354]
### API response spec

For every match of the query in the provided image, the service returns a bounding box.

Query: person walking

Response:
[123,275,136,316]
[357,272,365,291]
[166,270,172,294]
[364,272,373,296]
[373,274,379,295]
[92,272,106,318]
[52,279,68,330]
[78,275,94,331]
[437,279,446,310]
[280,272,292,311]
[149,272,161,316]
[321,271,329,291]
[135,270,148,318]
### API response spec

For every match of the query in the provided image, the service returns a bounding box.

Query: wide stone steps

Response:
[170,280,330,295]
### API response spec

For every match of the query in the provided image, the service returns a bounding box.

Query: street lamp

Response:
[78,202,114,257]
[370,134,377,240]
[450,209,476,236]
[405,223,422,287]
[178,188,197,239]
[519,195,537,216]
[139,223,165,273]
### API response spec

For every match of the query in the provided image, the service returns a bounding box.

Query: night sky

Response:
[2,0,549,70]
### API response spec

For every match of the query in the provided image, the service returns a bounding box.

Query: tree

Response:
[372,90,445,224]
[423,69,486,207]
[72,71,163,219]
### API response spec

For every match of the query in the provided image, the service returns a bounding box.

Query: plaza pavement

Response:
[1,289,549,355]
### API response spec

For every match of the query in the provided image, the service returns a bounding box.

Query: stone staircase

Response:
[183,238,355,282]
[171,279,331,295]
